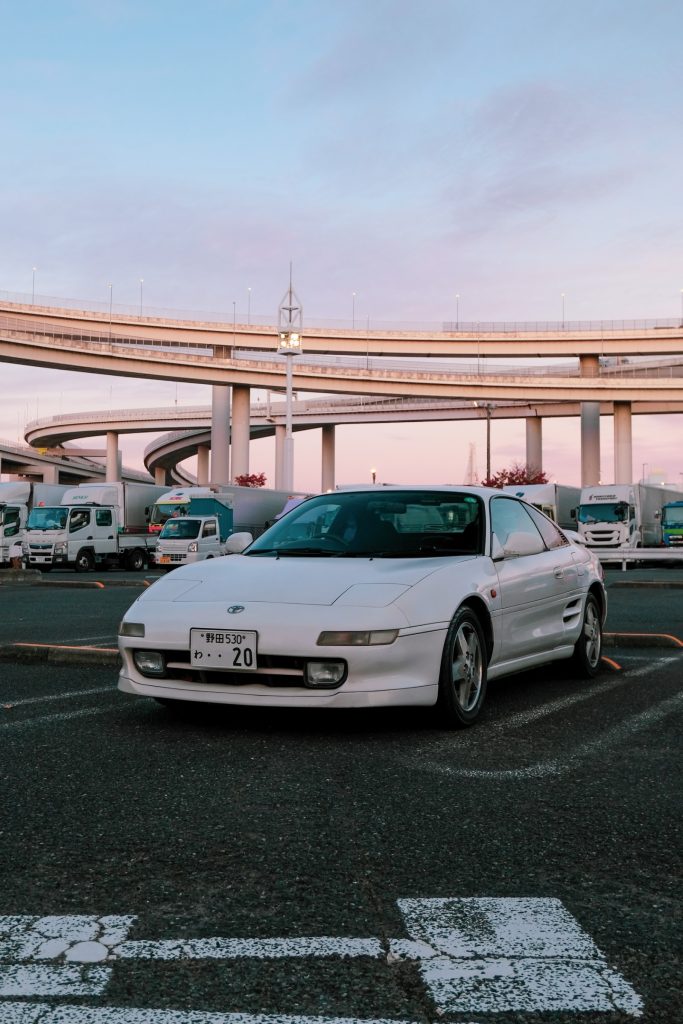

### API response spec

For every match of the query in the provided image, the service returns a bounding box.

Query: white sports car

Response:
[118,486,606,727]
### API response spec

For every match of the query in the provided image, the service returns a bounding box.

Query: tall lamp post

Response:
[277,269,303,490]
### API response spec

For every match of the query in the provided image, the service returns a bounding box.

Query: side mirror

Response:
[225,532,253,554]
[502,531,544,557]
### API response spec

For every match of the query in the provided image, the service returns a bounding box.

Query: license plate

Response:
[190,628,258,671]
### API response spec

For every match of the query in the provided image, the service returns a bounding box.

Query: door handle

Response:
[554,567,564,578]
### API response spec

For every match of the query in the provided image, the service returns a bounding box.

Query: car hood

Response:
[144,553,473,608]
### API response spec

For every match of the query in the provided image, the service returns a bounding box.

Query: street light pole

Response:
[32,267,37,304]
[456,293,460,330]
[486,404,492,481]
[139,278,144,316]
[277,267,303,491]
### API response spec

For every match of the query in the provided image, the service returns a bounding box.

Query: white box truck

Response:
[576,483,681,548]
[22,482,167,572]
[0,482,69,566]
[148,485,308,539]
[502,483,580,530]
[154,494,235,570]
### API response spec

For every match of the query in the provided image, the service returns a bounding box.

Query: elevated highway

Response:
[2,299,683,488]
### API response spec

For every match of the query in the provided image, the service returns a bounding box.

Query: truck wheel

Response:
[74,549,94,573]
[125,549,146,572]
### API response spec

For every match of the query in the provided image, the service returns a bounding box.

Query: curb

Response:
[0,643,120,666]
[603,632,683,648]
[0,572,152,588]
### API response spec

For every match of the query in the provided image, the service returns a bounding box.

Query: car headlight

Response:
[119,621,145,637]
[188,542,199,553]
[55,542,67,555]
[317,629,398,646]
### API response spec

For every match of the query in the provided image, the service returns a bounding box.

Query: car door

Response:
[490,496,577,664]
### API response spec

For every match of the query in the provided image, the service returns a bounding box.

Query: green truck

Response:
[661,500,683,547]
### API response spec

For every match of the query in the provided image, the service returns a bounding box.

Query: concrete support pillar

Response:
[231,385,251,481]
[321,424,335,492]
[211,384,231,486]
[154,466,167,486]
[580,355,601,486]
[106,431,121,482]
[196,445,210,486]
[525,417,543,477]
[613,401,633,485]
[41,464,59,484]
[274,425,286,490]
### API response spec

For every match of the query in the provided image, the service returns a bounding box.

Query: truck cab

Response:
[24,504,122,571]
[155,515,225,569]
[661,501,683,547]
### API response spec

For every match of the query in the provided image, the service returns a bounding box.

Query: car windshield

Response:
[26,506,68,530]
[160,519,201,540]
[246,489,484,558]
[663,509,683,527]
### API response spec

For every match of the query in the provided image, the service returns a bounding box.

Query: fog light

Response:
[133,650,166,677]
[305,660,346,688]
[120,621,145,637]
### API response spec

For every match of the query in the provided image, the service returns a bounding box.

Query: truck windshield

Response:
[662,508,683,527]
[160,519,201,540]
[577,502,628,524]
[27,507,68,530]
[150,503,190,529]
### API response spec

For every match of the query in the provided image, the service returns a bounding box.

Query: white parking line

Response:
[0,705,120,732]
[415,689,683,779]
[0,899,642,1017]
[497,655,679,731]
[1,687,112,709]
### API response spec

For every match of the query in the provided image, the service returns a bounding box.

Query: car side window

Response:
[490,497,545,554]
[95,509,113,527]
[524,504,569,549]
[202,521,217,537]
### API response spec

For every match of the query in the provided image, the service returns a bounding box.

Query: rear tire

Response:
[125,549,146,572]
[571,593,602,677]
[436,607,488,727]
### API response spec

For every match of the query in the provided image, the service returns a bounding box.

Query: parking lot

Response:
[0,566,681,1023]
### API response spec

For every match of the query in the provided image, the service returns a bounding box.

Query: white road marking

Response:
[0,705,120,731]
[495,655,679,731]
[117,938,384,960]
[0,899,642,1017]
[0,1008,434,1024]
[398,898,642,1015]
[425,689,683,779]
[0,687,112,709]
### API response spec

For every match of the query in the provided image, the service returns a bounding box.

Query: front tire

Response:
[436,607,488,727]
[571,593,602,677]
[74,549,94,573]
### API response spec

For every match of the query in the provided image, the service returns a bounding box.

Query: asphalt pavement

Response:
[0,565,680,1023]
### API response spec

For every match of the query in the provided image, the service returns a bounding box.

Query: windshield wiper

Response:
[248,546,344,557]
